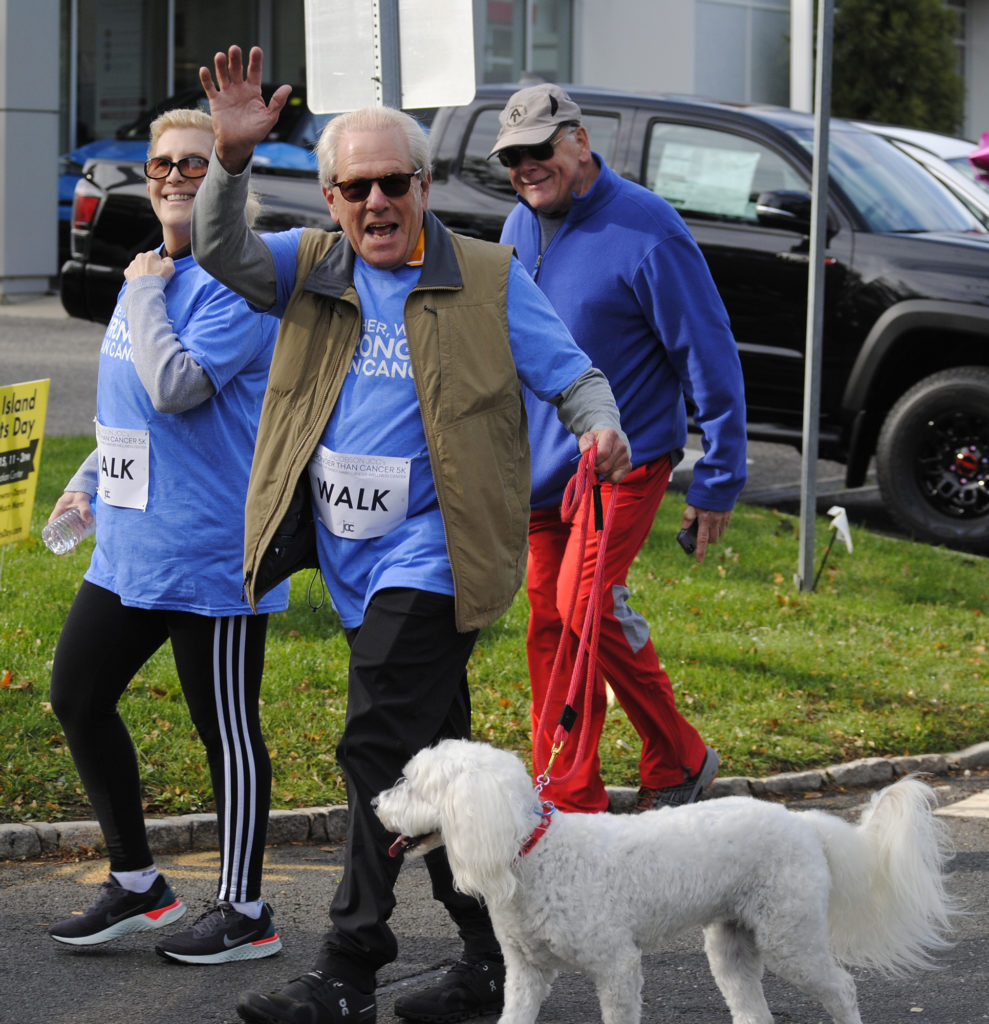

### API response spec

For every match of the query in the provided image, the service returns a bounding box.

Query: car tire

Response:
[876,367,989,552]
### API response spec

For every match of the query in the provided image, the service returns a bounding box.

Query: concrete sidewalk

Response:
[0,290,68,319]
[5,742,989,862]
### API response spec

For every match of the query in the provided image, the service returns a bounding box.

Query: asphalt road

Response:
[2,775,987,1024]
[0,292,894,541]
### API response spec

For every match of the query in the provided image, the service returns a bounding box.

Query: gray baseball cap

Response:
[489,83,582,158]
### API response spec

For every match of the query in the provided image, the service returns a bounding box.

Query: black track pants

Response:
[50,580,272,902]
[315,587,500,987]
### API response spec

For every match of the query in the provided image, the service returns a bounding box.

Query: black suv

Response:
[62,85,989,552]
[428,86,989,552]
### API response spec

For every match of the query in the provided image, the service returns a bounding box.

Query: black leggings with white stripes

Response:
[50,580,271,903]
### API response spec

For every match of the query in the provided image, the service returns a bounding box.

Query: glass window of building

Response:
[694,0,789,106]
[476,0,573,84]
[63,0,308,151]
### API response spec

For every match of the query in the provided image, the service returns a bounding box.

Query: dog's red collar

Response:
[518,808,554,859]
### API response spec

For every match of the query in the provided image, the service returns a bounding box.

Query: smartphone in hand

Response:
[676,520,698,556]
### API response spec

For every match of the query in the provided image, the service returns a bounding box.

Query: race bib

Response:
[95,421,150,510]
[308,445,410,540]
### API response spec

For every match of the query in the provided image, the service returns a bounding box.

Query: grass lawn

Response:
[1,436,986,823]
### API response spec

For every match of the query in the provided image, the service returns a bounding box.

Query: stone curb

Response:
[4,742,988,862]
[608,742,989,812]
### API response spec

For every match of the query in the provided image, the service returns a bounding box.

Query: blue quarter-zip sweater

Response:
[502,156,747,511]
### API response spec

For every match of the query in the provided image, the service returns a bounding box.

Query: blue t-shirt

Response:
[85,254,289,616]
[312,258,449,625]
[263,229,590,628]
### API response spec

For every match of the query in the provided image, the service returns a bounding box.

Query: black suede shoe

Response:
[237,971,376,1024]
[634,746,720,812]
[393,958,505,1022]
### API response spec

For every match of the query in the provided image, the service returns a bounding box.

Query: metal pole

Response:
[795,0,834,591]
[377,0,402,108]
[68,0,78,151]
[166,0,175,97]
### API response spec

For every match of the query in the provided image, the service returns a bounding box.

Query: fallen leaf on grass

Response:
[1,669,31,690]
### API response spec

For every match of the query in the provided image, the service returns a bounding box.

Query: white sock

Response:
[111,866,158,894]
[231,899,264,919]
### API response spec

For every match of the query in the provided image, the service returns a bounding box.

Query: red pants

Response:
[527,457,708,812]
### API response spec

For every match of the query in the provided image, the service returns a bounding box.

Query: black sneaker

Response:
[635,746,720,812]
[393,958,505,1022]
[155,901,282,964]
[48,874,186,945]
[237,970,376,1024]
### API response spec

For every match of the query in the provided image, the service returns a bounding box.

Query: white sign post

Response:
[304,0,476,112]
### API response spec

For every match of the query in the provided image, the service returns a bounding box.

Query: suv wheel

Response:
[876,367,989,552]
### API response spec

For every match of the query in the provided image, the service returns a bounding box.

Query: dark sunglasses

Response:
[496,125,577,169]
[330,169,423,203]
[144,155,210,180]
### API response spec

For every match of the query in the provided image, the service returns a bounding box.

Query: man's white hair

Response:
[316,107,431,189]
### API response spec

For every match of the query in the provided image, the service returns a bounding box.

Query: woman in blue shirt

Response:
[46,109,289,966]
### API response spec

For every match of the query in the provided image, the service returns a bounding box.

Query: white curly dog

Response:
[374,739,956,1024]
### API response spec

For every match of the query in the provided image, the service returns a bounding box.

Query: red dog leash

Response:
[533,445,619,791]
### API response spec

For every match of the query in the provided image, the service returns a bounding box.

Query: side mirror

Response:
[755,190,837,239]
[755,190,812,232]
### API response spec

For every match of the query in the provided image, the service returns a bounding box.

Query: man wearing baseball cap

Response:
[490,83,583,153]
[492,82,748,814]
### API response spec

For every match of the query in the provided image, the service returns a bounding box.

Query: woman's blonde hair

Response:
[148,107,213,153]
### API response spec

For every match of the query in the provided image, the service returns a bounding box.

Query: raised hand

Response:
[199,45,292,174]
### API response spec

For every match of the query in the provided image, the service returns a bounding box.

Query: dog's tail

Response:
[811,775,957,975]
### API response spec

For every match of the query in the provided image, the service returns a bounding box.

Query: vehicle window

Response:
[458,109,513,197]
[116,87,317,147]
[887,140,989,231]
[293,112,333,150]
[581,113,620,164]
[458,107,620,200]
[265,95,313,142]
[793,127,987,234]
[644,122,806,222]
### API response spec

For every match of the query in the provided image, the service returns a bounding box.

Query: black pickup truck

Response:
[61,85,989,553]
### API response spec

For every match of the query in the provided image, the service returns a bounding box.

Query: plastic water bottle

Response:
[42,508,95,554]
